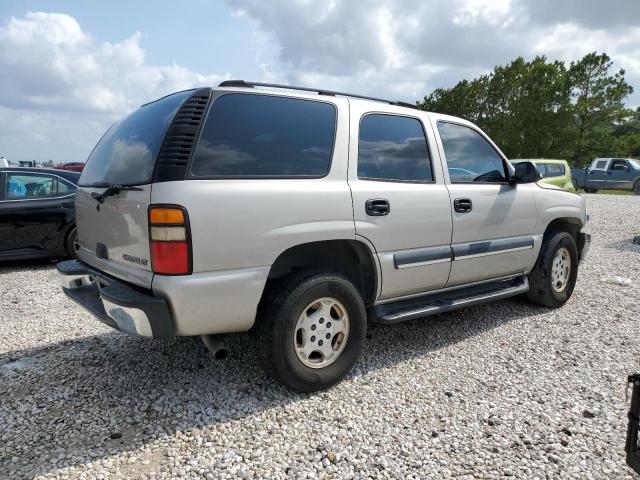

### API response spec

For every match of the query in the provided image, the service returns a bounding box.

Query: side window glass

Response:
[594,160,608,169]
[546,163,565,177]
[191,94,336,177]
[6,174,57,199]
[57,179,76,194]
[610,160,628,171]
[535,164,546,177]
[437,122,507,183]
[358,114,433,182]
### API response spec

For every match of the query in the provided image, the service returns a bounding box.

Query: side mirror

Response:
[511,161,540,184]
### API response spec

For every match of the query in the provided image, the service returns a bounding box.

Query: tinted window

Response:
[438,122,507,183]
[5,174,70,200]
[535,164,546,176]
[358,114,432,182]
[545,163,565,177]
[191,94,336,177]
[80,90,192,187]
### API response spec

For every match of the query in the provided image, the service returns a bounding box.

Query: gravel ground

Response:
[1,193,639,479]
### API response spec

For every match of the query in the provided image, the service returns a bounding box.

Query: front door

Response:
[348,104,452,300]
[0,172,72,254]
[432,119,537,287]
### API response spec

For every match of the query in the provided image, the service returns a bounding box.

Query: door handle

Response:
[453,198,472,213]
[365,199,390,216]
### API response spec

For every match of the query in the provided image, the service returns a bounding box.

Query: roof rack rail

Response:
[218,80,419,110]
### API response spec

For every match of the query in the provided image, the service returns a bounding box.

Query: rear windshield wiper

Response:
[86,184,143,203]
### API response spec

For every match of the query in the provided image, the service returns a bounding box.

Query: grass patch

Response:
[577,188,635,196]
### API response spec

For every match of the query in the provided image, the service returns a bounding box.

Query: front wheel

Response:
[526,231,579,308]
[634,181,640,195]
[584,188,598,194]
[256,271,366,392]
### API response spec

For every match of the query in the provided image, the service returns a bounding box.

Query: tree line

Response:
[418,53,639,167]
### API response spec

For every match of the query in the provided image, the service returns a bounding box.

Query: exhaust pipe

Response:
[201,335,228,360]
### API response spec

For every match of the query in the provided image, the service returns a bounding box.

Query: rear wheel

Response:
[65,227,79,259]
[526,231,578,308]
[634,181,640,195]
[256,271,366,392]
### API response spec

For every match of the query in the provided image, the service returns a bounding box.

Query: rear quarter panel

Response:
[149,96,357,335]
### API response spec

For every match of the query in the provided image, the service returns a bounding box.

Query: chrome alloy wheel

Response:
[551,247,571,293]
[293,297,350,369]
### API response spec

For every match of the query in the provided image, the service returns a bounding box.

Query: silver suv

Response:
[58,81,590,391]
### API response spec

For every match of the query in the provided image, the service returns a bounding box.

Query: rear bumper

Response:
[578,232,591,261]
[57,259,174,338]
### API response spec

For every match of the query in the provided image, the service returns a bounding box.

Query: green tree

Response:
[418,52,635,166]
[567,52,633,165]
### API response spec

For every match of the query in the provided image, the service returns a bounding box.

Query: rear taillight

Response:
[148,206,191,275]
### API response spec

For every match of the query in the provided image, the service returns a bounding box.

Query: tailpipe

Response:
[201,335,228,360]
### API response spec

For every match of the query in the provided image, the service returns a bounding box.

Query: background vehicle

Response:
[18,160,38,167]
[511,159,576,192]
[58,81,589,392]
[55,162,85,173]
[0,156,10,168]
[572,157,640,194]
[0,167,80,261]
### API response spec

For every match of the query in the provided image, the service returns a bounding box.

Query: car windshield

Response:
[79,90,192,187]
[629,159,640,169]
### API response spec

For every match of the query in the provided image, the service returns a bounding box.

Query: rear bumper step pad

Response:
[57,259,174,338]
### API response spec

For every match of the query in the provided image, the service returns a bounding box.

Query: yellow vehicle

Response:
[511,159,576,192]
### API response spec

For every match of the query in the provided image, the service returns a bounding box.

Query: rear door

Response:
[432,118,536,287]
[75,89,196,288]
[348,102,452,300]
[586,158,609,188]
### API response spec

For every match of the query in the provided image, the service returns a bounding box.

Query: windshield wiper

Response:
[88,184,143,203]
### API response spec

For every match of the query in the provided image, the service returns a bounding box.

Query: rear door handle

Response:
[453,198,472,213]
[365,199,390,216]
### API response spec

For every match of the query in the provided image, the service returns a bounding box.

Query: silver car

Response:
[58,80,590,391]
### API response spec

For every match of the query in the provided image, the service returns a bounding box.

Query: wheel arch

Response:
[544,217,581,242]
[263,239,379,307]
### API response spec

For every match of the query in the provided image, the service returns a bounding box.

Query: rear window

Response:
[190,94,336,178]
[594,160,608,169]
[79,90,193,187]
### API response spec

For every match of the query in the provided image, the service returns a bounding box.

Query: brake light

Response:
[148,206,191,275]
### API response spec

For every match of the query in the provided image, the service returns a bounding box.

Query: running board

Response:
[372,276,529,324]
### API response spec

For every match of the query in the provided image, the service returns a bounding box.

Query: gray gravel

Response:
[1,193,640,479]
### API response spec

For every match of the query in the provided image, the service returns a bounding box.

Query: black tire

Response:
[255,271,366,392]
[634,181,640,196]
[584,188,598,194]
[65,227,79,258]
[526,231,579,308]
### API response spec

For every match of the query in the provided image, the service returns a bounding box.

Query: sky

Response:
[1,0,639,164]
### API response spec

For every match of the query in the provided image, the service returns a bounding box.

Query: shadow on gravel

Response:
[0,258,61,273]
[0,298,543,478]
[604,238,640,253]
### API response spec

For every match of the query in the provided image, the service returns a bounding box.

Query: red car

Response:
[55,162,85,172]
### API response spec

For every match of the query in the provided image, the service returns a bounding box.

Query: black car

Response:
[0,167,80,261]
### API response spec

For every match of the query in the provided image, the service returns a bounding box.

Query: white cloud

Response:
[0,12,227,163]
[226,0,640,106]
[2,4,640,164]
